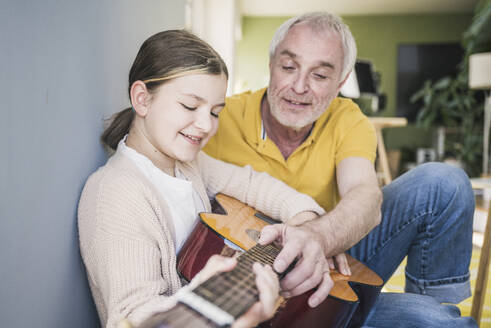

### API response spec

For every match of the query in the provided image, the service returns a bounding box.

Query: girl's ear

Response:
[130,81,150,117]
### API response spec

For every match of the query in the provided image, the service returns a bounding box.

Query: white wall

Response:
[189,0,241,95]
[0,1,185,327]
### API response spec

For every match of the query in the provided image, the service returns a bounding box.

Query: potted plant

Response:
[411,0,491,177]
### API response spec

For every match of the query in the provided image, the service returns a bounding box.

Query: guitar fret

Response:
[138,303,219,328]
[182,240,286,327]
[243,250,273,265]
[227,299,257,317]
[216,279,257,315]
[190,244,282,321]
[252,244,279,260]
[236,258,257,272]
[240,245,277,266]
[169,304,210,328]
[196,268,255,305]
[177,291,235,326]
[240,252,264,265]
[222,271,244,284]
[197,279,230,302]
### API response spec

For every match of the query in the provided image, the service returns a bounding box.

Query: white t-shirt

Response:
[117,137,205,254]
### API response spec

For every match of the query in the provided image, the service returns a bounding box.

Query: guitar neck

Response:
[191,243,280,317]
[140,243,281,328]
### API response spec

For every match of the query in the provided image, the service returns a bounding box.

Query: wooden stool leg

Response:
[471,199,491,324]
[375,127,391,185]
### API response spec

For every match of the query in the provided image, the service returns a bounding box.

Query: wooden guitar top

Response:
[200,194,383,303]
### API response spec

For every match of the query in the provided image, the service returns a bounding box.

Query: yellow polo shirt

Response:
[204,88,377,212]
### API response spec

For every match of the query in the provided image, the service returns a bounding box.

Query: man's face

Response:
[267,22,346,130]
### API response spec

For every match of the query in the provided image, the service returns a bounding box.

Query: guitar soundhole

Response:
[210,198,227,214]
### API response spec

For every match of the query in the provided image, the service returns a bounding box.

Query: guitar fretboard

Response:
[193,243,280,318]
[140,243,282,328]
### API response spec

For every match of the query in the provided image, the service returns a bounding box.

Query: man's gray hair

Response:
[269,12,357,81]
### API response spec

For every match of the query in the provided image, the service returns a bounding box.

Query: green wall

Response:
[235,13,473,149]
[343,14,472,116]
[235,17,287,93]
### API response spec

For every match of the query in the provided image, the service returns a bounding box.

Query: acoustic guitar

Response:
[139,194,383,328]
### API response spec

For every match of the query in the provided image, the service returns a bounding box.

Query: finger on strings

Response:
[281,258,323,298]
[272,237,301,273]
[258,224,283,245]
[197,255,237,283]
[327,257,335,270]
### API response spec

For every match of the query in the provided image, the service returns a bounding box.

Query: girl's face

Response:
[135,73,227,168]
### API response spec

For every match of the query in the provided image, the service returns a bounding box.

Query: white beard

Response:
[266,90,334,130]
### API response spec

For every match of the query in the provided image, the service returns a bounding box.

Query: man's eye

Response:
[282,66,295,71]
[180,103,197,111]
[314,73,327,80]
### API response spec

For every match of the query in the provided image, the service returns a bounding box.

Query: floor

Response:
[383,201,491,327]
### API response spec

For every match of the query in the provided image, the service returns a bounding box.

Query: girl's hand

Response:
[190,255,280,328]
[232,263,280,328]
[191,255,237,285]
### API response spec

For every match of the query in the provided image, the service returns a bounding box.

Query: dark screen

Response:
[355,61,378,94]
[396,43,464,122]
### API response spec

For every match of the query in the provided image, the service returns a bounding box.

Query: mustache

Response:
[278,91,313,104]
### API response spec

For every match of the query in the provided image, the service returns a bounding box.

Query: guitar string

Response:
[197,243,277,298]
[210,256,259,316]
[167,303,217,328]
[196,258,255,304]
[197,260,256,305]
[194,243,281,318]
[197,244,275,299]
[224,244,280,316]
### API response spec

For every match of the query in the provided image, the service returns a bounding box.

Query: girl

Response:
[78,30,325,328]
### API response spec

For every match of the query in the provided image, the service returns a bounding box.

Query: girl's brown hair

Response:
[101,29,228,150]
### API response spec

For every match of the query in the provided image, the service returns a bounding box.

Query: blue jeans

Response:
[347,163,476,327]
[362,293,477,328]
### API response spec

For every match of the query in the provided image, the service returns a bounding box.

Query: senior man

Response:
[204,12,476,327]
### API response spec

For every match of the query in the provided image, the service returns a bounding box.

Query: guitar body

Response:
[178,194,383,328]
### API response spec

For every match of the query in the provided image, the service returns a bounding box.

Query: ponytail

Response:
[100,107,134,150]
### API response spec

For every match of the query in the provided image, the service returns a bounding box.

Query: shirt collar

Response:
[243,88,268,146]
[117,136,190,186]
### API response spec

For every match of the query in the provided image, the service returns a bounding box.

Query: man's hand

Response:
[258,223,334,308]
[327,253,351,276]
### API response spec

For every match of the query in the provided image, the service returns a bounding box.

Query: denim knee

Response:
[363,293,478,328]
[412,162,474,212]
[413,162,469,188]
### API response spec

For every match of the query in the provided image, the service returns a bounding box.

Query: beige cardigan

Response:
[78,150,325,328]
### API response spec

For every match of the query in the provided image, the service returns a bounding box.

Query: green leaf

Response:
[433,77,452,89]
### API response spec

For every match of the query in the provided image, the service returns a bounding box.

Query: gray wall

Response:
[0,1,185,327]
